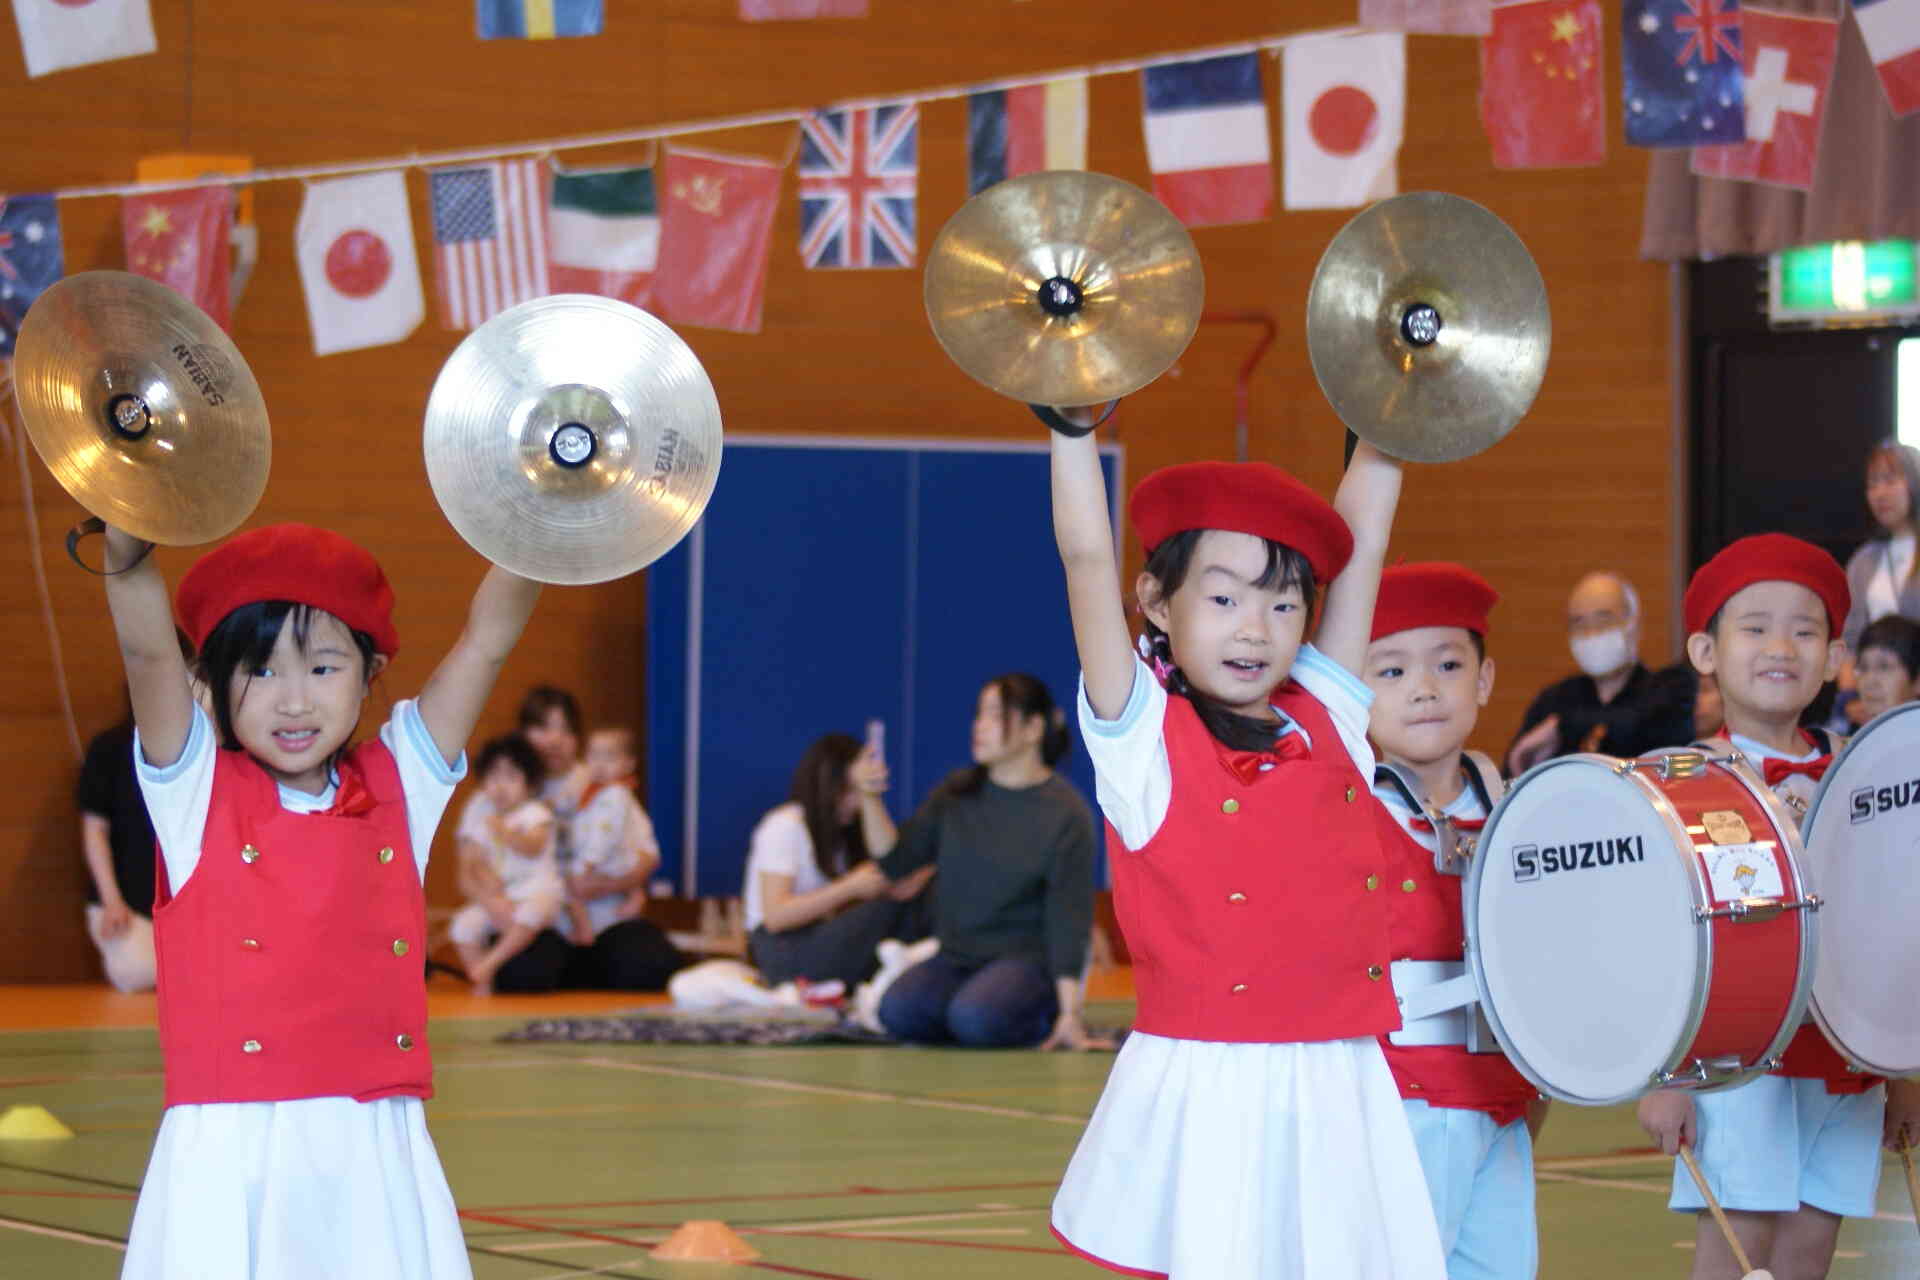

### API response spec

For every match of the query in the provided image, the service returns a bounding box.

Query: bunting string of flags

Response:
[6,1,1920,356]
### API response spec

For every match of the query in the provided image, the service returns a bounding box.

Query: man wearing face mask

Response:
[1504,571,1697,775]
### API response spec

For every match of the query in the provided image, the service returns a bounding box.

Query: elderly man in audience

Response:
[1506,571,1696,774]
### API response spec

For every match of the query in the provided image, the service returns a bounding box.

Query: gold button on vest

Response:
[1365,874,1380,891]
[1227,891,1247,904]
[1230,983,1248,994]
[392,939,409,957]
[1402,879,1418,893]
[240,937,260,951]
[242,1039,262,1054]
[1366,965,1384,981]
[396,1033,415,1051]
[240,844,261,865]
[1221,798,1240,815]
[378,846,395,865]
[1344,786,1356,803]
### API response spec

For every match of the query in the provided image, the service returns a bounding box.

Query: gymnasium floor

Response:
[3,977,1917,1279]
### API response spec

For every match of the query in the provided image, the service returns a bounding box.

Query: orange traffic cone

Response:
[650,1219,760,1263]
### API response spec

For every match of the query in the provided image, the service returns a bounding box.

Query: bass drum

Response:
[1799,701,1920,1077]
[1462,752,1816,1105]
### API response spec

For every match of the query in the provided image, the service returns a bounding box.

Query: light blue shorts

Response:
[1403,1099,1537,1280]
[1668,1076,1886,1218]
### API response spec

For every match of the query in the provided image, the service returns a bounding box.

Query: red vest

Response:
[1107,684,1401,1044]
[154,740,433,1107]
[1372,802,1540,1125]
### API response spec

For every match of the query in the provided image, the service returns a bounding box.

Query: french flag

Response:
[1853,0,1920,115]
[1141,52,1274,227]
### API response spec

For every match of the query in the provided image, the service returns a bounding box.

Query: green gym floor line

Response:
[3,1004,1918,1278]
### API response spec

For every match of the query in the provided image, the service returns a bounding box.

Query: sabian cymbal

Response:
[924,170,1204,407]
[14,271,269,545]
[422,294,722,586]
[1306,192,1550,463]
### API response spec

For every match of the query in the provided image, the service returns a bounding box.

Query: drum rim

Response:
[1798,701,1920,1076]
[1465,752,1811,1105]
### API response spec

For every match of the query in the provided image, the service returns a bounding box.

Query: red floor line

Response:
[747,1262,871,1280]
[0,1188,136,1201]
[464,1178,1059,1213]
[753,1227,1062,1256]
[459,1209,870,1280]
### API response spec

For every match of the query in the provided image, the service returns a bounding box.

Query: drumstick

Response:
[1678,1144,1772,1279]
[1900,1142,1920,1233]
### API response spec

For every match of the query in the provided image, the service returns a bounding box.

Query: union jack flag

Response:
[798,103,918,269]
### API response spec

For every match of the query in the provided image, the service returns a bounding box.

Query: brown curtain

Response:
[1641,0,1920,260]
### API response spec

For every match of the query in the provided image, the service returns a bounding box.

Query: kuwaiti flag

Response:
[1853,0,1920,115]
[547,165,657,307]
[1141,53,1273,227]
[1282,31,1406,210]
[968,78,1089,195]
[294,172,424,357]
[1691,7,1837,189]
[11,0,154,78]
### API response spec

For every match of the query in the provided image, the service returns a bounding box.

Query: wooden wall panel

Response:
[0,0,1676,980]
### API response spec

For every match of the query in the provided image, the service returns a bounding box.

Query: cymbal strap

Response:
[1029,401,1118,438]
[64,515,154,577]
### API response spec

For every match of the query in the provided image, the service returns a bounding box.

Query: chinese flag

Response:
[652,147,782,335]
[121,185,235,328]
[1479,0,1606,169]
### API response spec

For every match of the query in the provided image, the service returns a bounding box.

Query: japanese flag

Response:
[294,172,425,357]
[11,0,155,78]
[1282,31,1406,210]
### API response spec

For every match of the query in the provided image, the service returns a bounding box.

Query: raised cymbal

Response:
[924,170,1204,407]
[14,271,269,545]
[422,294,721,586]
[1306,192,1549,464]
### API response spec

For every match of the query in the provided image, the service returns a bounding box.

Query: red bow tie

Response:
[322,758,376,818]
[1219,733,1311,786]
[1408,815,1485,834]
[1762,755,1831,787]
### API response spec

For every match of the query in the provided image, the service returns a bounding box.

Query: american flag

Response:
[797,103,918,269]
[429,158,549,329]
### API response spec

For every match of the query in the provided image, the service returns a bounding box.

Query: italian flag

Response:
[547,166,659,308]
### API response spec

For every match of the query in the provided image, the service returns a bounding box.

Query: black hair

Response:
[787,732,870,880]
[1139,528,1320,753]
[517,685,583,737]
[1858,614,1920,681]
[1866,442,1920,537]
[475,733,548,792]
[196,601,378,756]
[947,673,1072,797]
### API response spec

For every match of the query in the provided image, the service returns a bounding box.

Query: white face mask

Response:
[1570,626,1635,679]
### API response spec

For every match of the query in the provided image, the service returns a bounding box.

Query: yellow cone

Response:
[650,1219,760,1262]
[0,1105,74,1140]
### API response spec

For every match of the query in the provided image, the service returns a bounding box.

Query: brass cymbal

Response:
[1305,192,1550,464]
[924,170,1204,407]
[422,294,722,586]
[14,271,269,545]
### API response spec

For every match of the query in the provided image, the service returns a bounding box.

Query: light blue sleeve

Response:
[380,699,469,880]
[1076,657,1172,851]
[1289,644,1377,778]
[133,706,215,892]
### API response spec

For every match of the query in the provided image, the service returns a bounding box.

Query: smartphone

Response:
[865,718,885,762]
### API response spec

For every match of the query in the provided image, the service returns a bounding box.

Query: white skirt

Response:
[1052,1033,1447,1280]
[123,1096,471,1280]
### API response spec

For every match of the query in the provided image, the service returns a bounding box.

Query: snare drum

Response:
[1463,752,1816,1105]
[1799,701,1920,1077]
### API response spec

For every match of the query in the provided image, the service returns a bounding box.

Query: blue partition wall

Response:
[646,436,1122,897]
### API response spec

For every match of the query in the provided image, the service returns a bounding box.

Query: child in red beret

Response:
[1361,562,1547,1280]
[1046,422,1445,1279]
[99,519,542,1280]
[1637,532,1920,1280]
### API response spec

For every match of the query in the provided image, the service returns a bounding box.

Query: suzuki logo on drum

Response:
[1850,779,1920,824]
[1511,836,1646,882]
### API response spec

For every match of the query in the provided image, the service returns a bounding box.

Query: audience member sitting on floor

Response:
[744,732,933,990]
[562,727,687,991]
[1851,614,1920,723]
[77,709,160,993]
[843,674,1101,1050]
[451,735,566,995]
[519,684,590,842]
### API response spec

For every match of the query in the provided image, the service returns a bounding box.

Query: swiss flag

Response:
[1282,31,1406,210]
[1690,7,1837,189]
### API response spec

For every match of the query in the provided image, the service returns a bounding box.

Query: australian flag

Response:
[1624,0,1747,146]
[0,195,62,357]
[797,102,918,269]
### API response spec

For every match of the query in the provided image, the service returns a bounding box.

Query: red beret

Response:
[1371,562,1499,642]
[1128,461,1354,586]
[1682,533,1849,638]
[176,523,399,657]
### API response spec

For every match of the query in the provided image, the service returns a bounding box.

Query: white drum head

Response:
[1801,701,1920,1076]
[1467,757,1703,1104]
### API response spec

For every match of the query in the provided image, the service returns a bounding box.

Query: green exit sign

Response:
[1772,240,1919,320]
